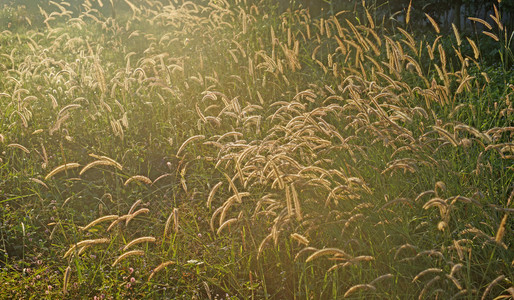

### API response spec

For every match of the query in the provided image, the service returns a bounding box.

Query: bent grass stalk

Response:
[45,163,80,180]
[112,250,145,267]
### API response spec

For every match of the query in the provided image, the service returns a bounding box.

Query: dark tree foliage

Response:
[295,0,513,31]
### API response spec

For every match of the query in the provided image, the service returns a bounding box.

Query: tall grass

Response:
[0,0,512,298]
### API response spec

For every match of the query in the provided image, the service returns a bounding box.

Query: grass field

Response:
[0,0,513,298]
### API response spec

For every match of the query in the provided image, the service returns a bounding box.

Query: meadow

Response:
[0,0,513,298]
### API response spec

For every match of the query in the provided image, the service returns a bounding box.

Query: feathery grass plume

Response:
[123,236,156,251]
[491,4,503,31]
[483,31,499,42]
[29,178,48,189]
[455,75,475,94]
[344,284,376,298]
[112,250,144,267]
[482,275,505,300]
[80,215,119,231]
[291,184,302,221]
[210,206,224,233]
[450,264,463,277]
[495,190,511,243]
[152,173,172,185]
[40,143,48,169]
[364,7,374,29]
[452,23,462,46]
[127,199,142,216]
[405,0,412,25]
[163,208,175,237]
[77,245,91,256]
[107,215,130,232]
[394,243,417,260]
[217,218,238,234]
[412,268,443,282]
[257,233,273,258]
[290,233,309,246]
[433,126,459,146]
[148,261,175,281]
[45,163,80,180]
[125,208,150,226]
[58,104,81,118]
[13,111,28,127]
[425,13,440,33]
[89,154,123,168]
[171,208,179,233]
[466,37,480,59]
[285,184,293,217]
[446,274,463,290]
[64,238,110,258]
[370,274,394,286]
[423,197,449,222]
[207,182,223,209]
[7,143,30,153]
[176,135,205,156]
[124,175,152,186]
[305,248,351,262]
[63,266,71,295]
[468,17,492,30]
[222,172,242,202]
[195,103,207,123]
[80,160,121,175]
[418,276,440,299]
[0,134,4,143]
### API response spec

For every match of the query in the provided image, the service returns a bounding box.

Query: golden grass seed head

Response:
[45,163,80,180]
[112,250,145,267]
[124,175,152,186]
[123,236,156,251]
[148,261,175,281]
[80,215,119,231]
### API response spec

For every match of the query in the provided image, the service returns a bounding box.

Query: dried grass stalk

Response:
[63,266,71,294]
[7,143,30,153]
[80,215,119,231]
[124,175,152,186]
[481,275,506,300]
[123,236,156,251]
[305,248,351,262]
[176,135,205,156]
[344,284,376,298]
[425,13,440,33]
[80,159,122,175]
[45,163,80,180]
[148,261,175,281]
[112,250,144,267]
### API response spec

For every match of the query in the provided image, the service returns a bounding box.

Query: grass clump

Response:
[0,0,512,298]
